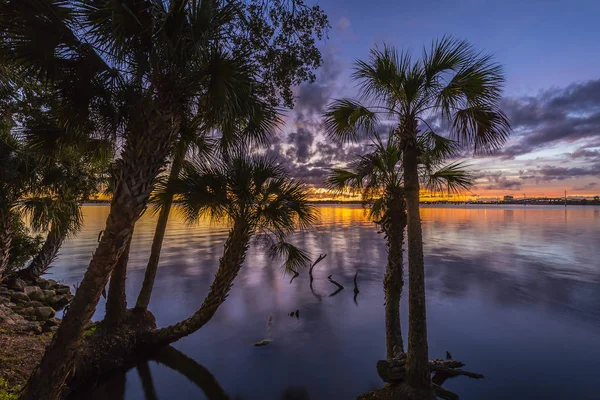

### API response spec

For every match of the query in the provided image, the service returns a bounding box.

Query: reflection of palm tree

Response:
[327,134,471,360]
[280,387,310,400]
[150,346,229,400]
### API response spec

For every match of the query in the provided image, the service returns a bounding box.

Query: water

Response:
[51,204,600,400]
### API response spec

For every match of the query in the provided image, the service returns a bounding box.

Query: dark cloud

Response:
[287,128,314,163]
[572,182,598,191]
[477,172,523,191]
[499,79,600,158]
[515,163,600,183]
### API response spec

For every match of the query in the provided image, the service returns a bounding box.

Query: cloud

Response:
[476,171,523,191]
[515,163,600,183]
[335,16,351,32]
[287,128,314,163]
[572,182,598,191]
[499,79,600,158]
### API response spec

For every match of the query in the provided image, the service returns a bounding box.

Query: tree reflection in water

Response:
[80,346,311,400]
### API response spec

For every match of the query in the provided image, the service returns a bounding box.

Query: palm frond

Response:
[451,106,510,154]
[266,239,311,276]
[323,98,378,143]
[423,162,473,194]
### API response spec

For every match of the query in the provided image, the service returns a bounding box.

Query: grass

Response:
[0,377,20,400]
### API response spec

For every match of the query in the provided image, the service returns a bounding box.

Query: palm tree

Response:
[324,38,509,393]
[135,92,278,312]
[147,153,316,345]
[326,133,472,362]
[0,130,35,280]
[15,131,111,282]
[1,1,327,397]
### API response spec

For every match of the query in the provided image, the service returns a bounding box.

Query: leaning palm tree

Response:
[147,153,316,345]
[1,1,327,397]
[326,133,472,362]
[134,92,279,312]
[324,38,509,394]
[17,197,83,281]
[0,130,36,280]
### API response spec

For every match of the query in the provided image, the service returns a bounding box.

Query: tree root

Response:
[376,352,484,400]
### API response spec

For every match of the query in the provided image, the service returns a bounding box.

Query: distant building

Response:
[594,196,599,202]
[503,195,514,202]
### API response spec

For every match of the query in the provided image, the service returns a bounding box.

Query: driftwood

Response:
[309,254,327,283]
[353,270,360,305]
[327,275,344,297]
[327,275,344,290]
[289,270,300,284]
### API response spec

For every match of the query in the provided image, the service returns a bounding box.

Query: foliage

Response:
[6,214,43,274]
[169,153,316,274]
[0,377,20,400]
[324,37,510,154]
[326,132,474,220]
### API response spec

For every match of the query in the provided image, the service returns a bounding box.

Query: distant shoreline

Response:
[82,199,600,206]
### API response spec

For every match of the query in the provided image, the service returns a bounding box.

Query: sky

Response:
[268,0,600,199]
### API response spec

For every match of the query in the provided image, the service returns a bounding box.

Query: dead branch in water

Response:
[327,275,344,290]
[309,254,327,283]
[289,270,300,284]
[327,275,344,297]
[353,270,360,305]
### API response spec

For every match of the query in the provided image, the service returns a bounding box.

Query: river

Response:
[52,204,600,400]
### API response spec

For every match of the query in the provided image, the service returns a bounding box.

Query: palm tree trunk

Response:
[383,189,406,360]
[135,139,188,311]
[105,231,134,330]
[401,127,431,392]
[20,106,180,400]
[146,219,252,346]
[0,209,12,282]
[18,224,65,282]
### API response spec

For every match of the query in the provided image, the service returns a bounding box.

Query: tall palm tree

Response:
[324,38,509,393]
[147,153,316,345]
[326,133,472,361]
[1,1,327,397]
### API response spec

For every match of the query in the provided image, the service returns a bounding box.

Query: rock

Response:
[43,325,58,333]
[45,317,61,327]
[35,306,56,320]
[11,292,30,303]
[55,286,71,295]
[8,278,26,291]
[28,322,43,334]
[0,296,10,305]
[19,307,36,316]
[0,286,10,295]
[28,300,45,308]
[24,286,45,301]
[42,289,56,299]
[36,279,52,290]
[50,295,70,310]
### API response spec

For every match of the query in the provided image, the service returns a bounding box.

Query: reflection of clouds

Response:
[56,204,600,399]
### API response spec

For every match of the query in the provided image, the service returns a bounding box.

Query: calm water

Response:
[52,205,600,400]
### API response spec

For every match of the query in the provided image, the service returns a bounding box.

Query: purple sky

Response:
[269,0,600,198]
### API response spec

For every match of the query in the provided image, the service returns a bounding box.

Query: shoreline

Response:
[0,277,74,398]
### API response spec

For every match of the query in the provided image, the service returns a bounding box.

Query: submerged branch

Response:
[309,254,327,283]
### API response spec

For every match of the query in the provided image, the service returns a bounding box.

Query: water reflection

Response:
[54,205,600,400]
